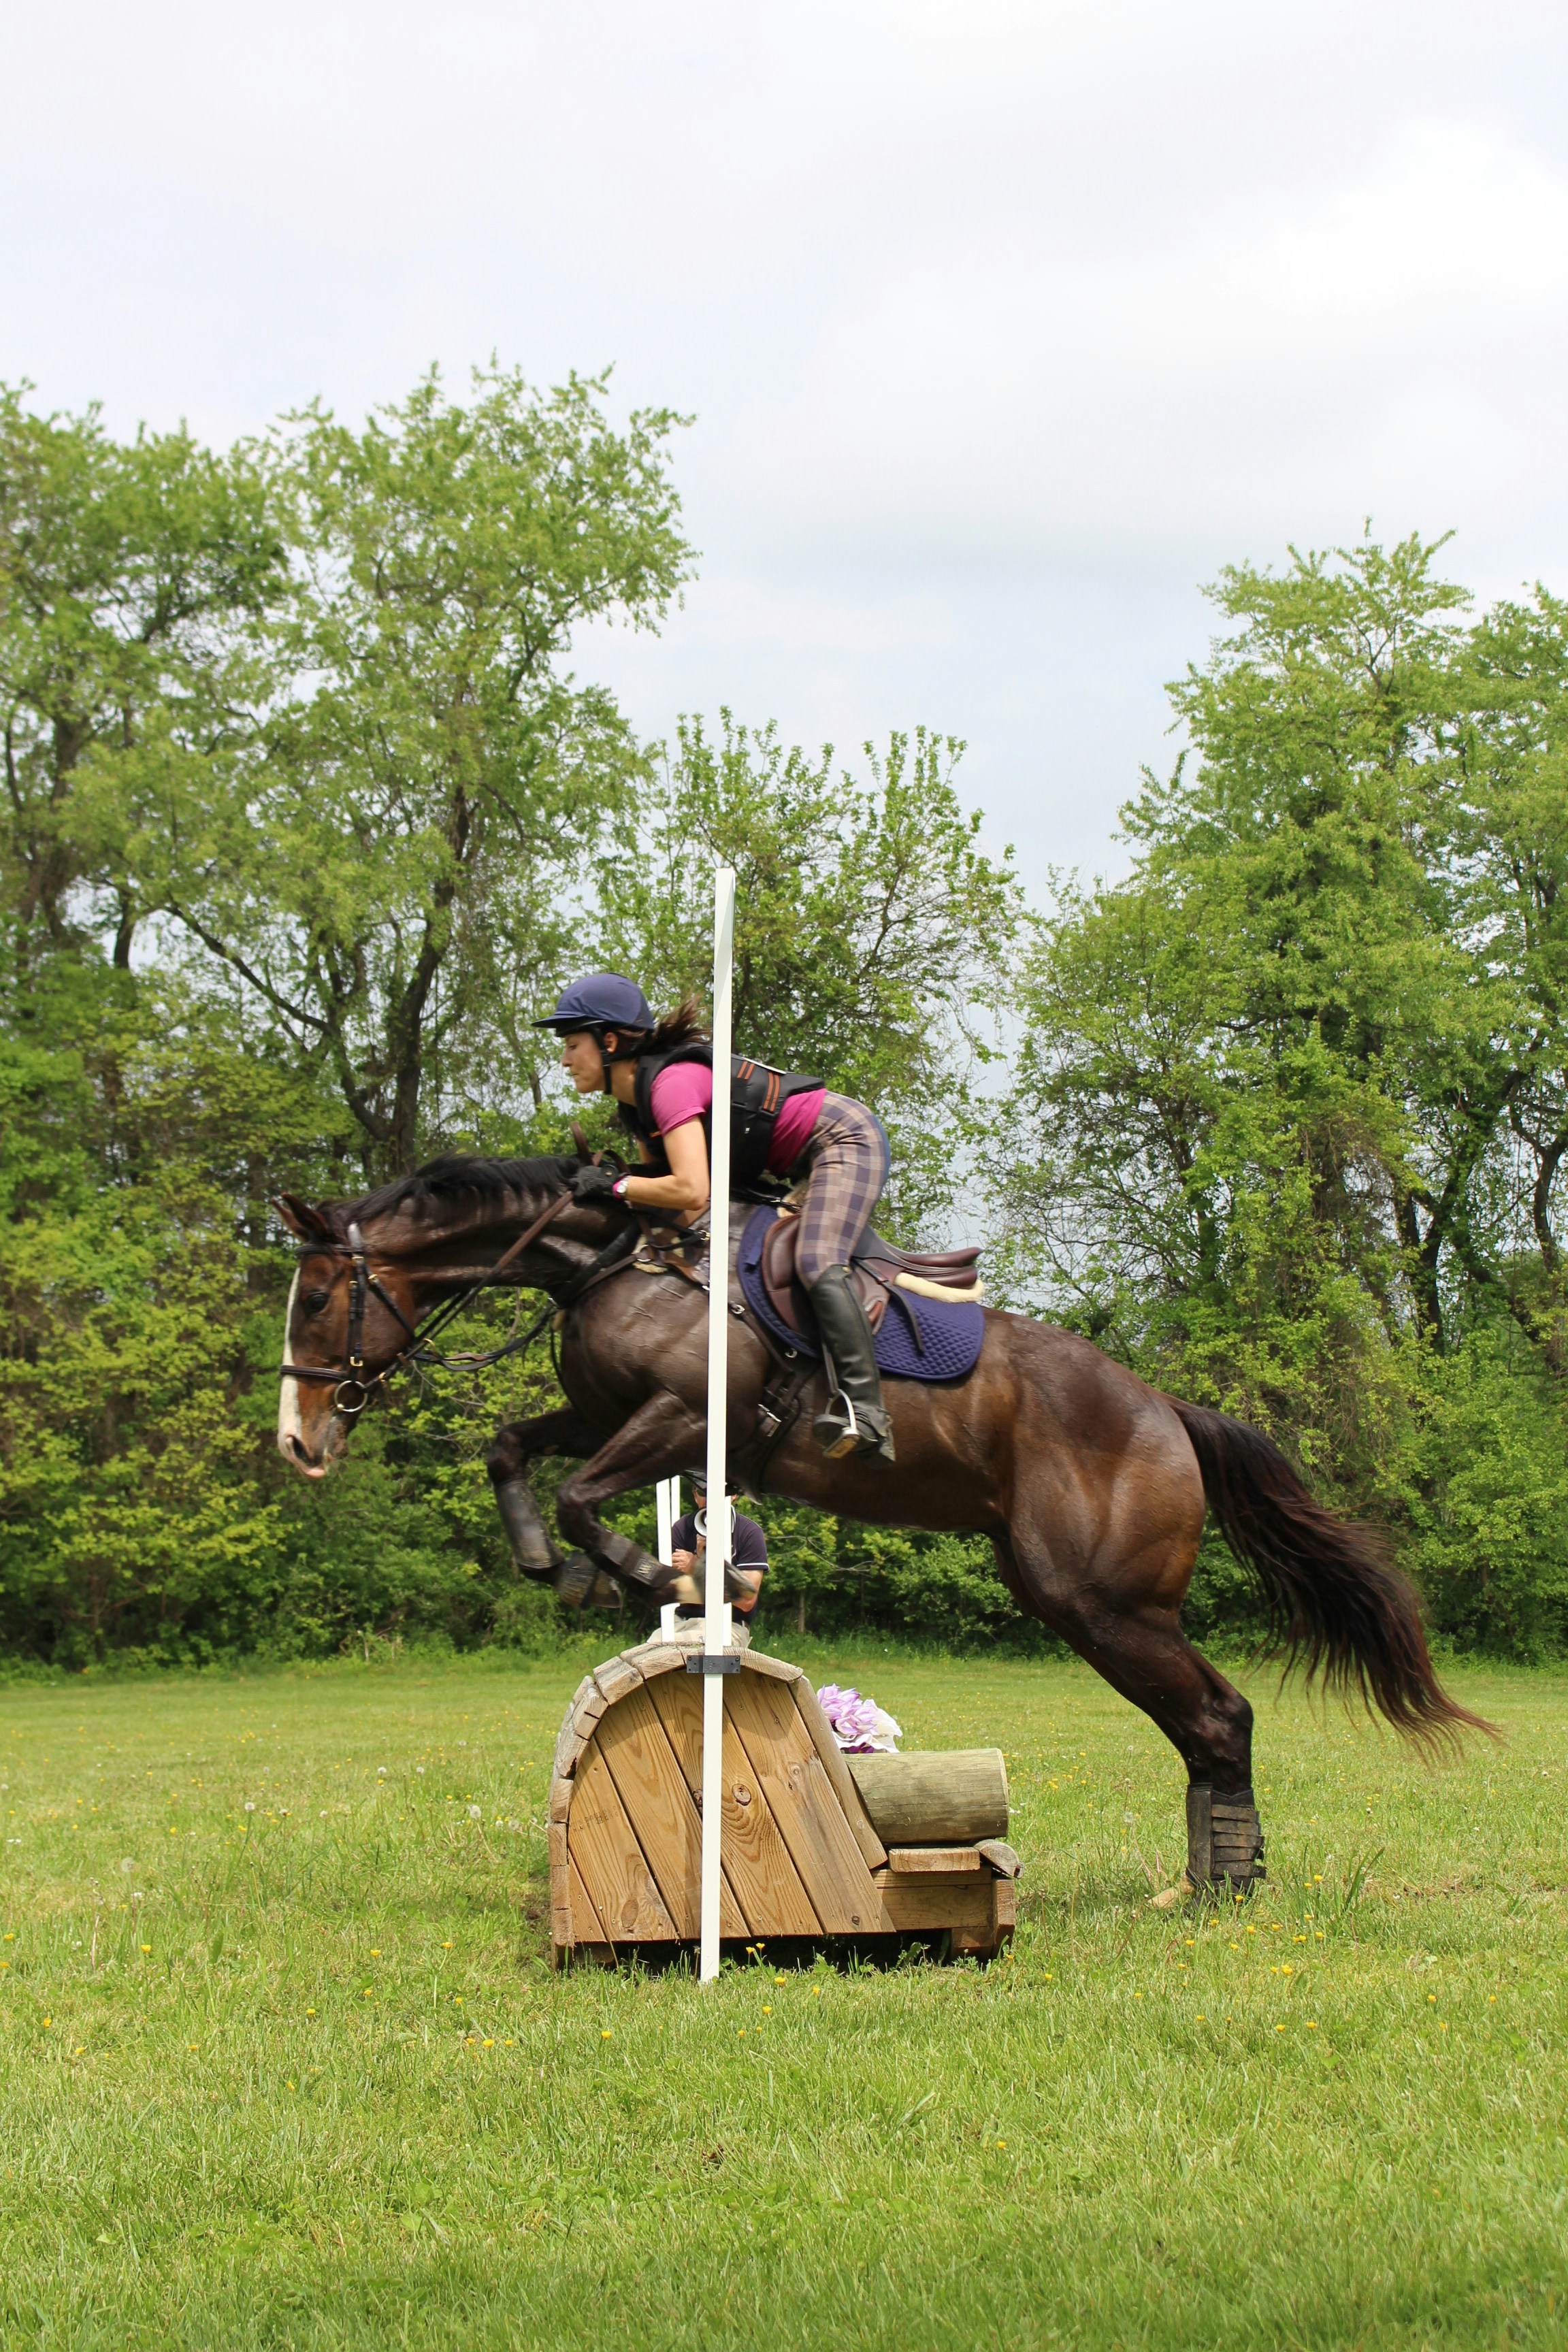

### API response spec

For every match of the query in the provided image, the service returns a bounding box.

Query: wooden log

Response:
[787,1680,889,1872]
[846,1749,1009,1844]
[885,1846,983,1873]
[727,1673,885,1933]
[646,1671,808,1937]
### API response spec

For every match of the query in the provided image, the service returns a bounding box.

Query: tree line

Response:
[3,370,1566,1665]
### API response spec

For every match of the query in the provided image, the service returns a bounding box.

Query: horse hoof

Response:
[554,1554,598,1608]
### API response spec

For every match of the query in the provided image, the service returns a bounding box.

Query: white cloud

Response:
[3,1,1568,883]
[724,120,1568,568]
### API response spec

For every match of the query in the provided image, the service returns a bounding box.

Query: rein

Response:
[280,1190,585,1417]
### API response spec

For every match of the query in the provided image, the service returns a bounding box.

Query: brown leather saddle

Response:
[759,1212,983,1341]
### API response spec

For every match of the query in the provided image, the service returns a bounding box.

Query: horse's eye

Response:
[301,1288,331,1316]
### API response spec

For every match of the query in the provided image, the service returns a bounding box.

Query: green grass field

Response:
[1,1643,1564,2351]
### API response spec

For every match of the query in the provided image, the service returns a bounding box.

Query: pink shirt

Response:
[648,1063,825,1175]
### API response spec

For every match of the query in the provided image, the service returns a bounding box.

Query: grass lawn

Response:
[1,1641,1563,2350]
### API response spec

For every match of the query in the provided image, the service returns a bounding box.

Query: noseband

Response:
[280,1192,577,1418]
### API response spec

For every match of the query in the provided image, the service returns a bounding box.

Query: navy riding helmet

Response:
[533,973,654,1034]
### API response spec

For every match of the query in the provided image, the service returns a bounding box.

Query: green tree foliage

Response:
[596,713,1022,1229]
[998,535,1568,1652]
[5,377,1567,1667]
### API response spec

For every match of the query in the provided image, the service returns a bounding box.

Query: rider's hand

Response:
[567,1162,624,1206]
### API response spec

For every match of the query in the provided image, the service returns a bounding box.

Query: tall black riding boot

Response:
[808,1266,896,1463]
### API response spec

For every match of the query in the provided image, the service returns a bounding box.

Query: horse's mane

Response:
[348,1153,578,1230]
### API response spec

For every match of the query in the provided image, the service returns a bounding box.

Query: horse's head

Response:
[274,1194,425,1478]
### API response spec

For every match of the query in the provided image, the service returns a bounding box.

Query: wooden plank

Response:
[787,1679,888,1871]
[549,1818,571,1962]
[742,1649,803,1682]
[885,1846,983,1873]
[567,1737,679,1942]
[554,1680,610,1779]
[595,1682,712,1939]
[992,1878,1017,1934]
[552,1677,595,1777]
[872,1874,995,1933]
[728,1673,887,1933]
[846,1748,1009,1844]
[647,1671,817,1938]
[619,1639,687,1681]
[593,1653,645,1705]
[548,1772,572,1826]
[569,1854,611,1947]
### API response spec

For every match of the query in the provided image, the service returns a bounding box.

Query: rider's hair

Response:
[610,993,708,1060]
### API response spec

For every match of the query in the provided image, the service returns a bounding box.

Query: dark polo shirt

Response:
[671,1507,767,1618]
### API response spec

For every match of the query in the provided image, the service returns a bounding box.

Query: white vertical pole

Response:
[655,1477,681,1645]
[700,864,736,1983]
[655,1476,679,1563]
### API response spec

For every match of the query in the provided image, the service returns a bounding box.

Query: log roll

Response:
[845,1748,1008,1844]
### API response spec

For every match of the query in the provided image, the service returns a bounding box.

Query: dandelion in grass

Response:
[600,2029,612,2040]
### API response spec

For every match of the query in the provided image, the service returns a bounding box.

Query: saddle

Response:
[759,1211,983,1342]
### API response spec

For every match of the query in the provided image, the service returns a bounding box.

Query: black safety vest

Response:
[621,1043,823,1185]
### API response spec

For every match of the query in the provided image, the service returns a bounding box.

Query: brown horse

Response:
[274,1153,1488,1893]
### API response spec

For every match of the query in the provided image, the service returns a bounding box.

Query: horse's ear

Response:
[273,1194,336,1244]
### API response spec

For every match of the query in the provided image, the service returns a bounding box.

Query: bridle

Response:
[279,1190,579,1418]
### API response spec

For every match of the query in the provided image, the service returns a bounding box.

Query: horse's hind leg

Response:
[487,1407,602,1579]
[996,1532,1265,1893]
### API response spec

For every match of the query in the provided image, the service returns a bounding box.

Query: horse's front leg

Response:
[486,1407,602,1580]
[553,1392,710,1603]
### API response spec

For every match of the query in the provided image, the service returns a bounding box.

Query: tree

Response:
[595,713,1022,1228]
[91,365,693,1178]
[0,385,282,973]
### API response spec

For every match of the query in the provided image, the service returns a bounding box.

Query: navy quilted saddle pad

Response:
[737,1206,985,1384]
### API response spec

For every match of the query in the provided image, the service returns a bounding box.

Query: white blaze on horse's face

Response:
[277,1267,338,1480]
[277,1271,304,1464]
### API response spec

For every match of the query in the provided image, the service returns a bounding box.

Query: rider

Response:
[534,972,895,1462]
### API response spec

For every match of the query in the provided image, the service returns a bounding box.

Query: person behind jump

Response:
[534,973,895,1462]
[669,1477,767,1624]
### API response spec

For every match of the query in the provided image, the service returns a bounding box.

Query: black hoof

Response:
[554,1554,599,1609]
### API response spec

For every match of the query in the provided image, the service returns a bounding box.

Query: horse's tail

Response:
[1166,1396,1494,1749]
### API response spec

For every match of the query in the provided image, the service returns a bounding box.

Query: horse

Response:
[274,1152,1490,1894]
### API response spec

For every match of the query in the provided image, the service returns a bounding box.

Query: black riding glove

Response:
[568,1162,625,1207]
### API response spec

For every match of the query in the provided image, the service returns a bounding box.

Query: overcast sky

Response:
[5,1,1566,896]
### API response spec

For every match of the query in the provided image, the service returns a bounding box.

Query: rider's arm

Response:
[617,1117,709,1218]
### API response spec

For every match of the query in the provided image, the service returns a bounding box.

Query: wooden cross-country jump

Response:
[548,1631,1019,1966]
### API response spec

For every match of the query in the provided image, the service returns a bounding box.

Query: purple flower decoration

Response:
[816,1684,881,1752]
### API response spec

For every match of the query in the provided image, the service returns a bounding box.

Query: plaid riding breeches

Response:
[787,1092,891,1288]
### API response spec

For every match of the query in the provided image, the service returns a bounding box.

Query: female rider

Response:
[534,972,894,1463]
